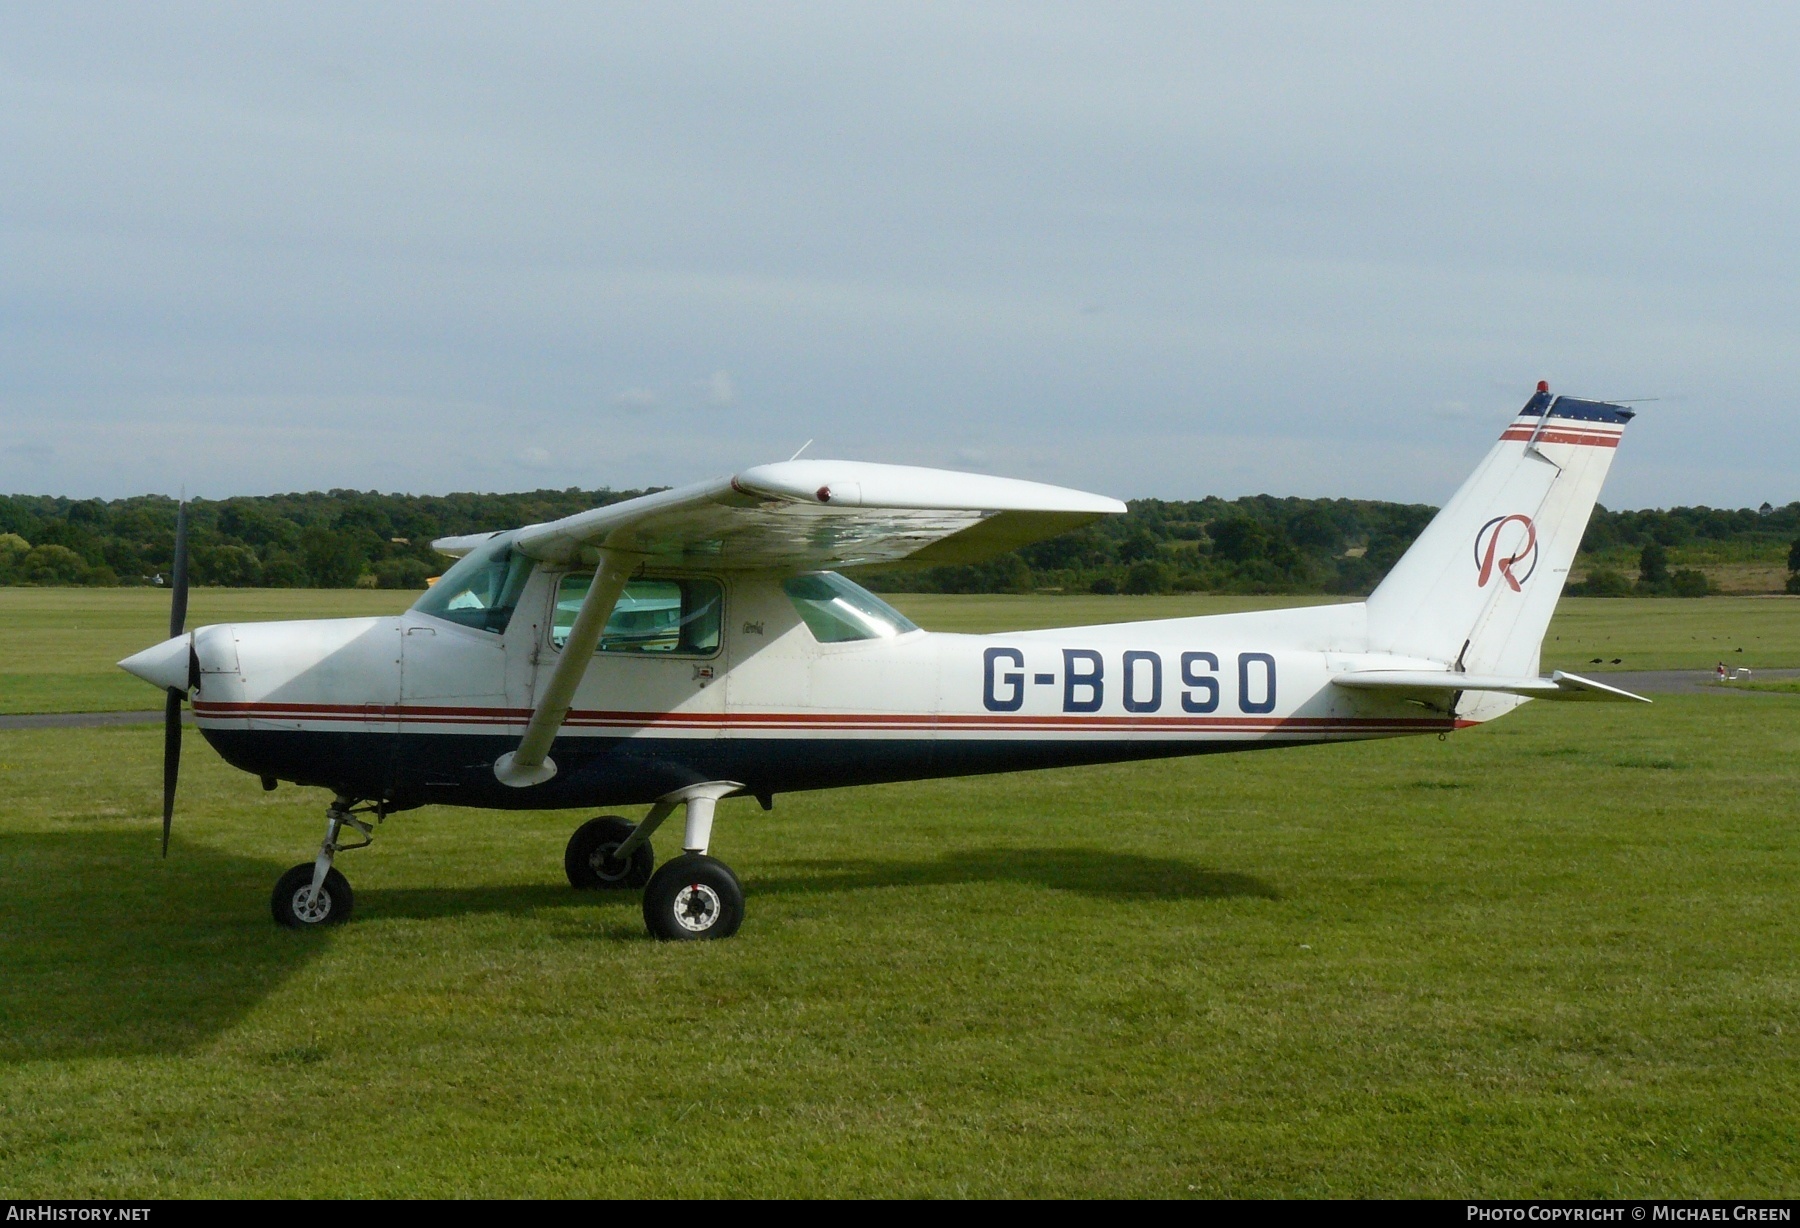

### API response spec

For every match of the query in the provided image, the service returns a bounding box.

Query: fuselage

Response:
[182,568,1504,812]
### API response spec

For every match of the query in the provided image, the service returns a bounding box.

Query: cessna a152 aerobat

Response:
[121,383,1645,940]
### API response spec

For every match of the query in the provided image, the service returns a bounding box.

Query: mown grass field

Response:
[0,591,1797,1196]
[3,587,1797,714]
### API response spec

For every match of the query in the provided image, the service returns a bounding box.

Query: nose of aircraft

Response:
[119,634,195,692]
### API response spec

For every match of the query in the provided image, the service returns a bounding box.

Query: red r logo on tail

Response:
[1475,514,1538,591]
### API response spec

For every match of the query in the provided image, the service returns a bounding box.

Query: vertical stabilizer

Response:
[1364,385,1633,677]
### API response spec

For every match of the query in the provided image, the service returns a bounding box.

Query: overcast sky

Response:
[2,3,1796,509]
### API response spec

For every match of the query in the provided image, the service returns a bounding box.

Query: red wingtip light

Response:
[1536,380,1550,393]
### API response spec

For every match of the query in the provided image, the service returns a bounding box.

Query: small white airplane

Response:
[121,383,1646,940]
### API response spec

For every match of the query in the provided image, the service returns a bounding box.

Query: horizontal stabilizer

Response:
[1333,668,1650,703]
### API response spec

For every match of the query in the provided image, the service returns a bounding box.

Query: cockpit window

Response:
[412,532,534,634]
[783,571,919,643]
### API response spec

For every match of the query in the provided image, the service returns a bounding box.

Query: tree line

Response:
[0,489,646,590]
[0,489,1796,597]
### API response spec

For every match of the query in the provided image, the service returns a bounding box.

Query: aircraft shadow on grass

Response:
[354,848,1280,929]
[0,829,316,1061]
[354,882,624,923]
[0,836,1276,1058]
[750,846,1281,903]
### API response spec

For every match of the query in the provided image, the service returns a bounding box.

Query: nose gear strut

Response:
[271,794,386,928]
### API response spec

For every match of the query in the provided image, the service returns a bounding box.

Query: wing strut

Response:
[495,549,642,787]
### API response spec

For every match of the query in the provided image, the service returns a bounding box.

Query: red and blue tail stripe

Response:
[1498,387,1633,449]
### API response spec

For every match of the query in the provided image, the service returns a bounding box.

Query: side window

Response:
[553,575,722,655]
[783,571,919,643]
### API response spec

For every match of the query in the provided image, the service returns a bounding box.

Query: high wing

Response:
[435,460,1126,571]
[448,459,1124,789]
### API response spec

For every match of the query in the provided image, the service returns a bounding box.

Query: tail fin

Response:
[1365,384,1633,676]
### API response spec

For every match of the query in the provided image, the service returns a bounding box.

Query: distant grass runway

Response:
[0,590,1797,1195]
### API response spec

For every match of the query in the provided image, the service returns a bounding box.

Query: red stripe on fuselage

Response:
[191,699,1463,736]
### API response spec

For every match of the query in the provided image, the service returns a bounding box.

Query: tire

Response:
[271,863,354,928]
[642,854,744,941]
[565,816,654,890]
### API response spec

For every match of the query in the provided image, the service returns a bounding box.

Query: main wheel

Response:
[565,816,654,890]
[272,863,354,928]
[642,854,744,941]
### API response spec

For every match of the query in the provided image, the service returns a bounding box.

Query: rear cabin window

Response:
[553,575,723,655]
[783,572,919,643]
[412,533,534,634]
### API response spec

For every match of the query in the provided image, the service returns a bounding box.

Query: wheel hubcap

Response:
[290,885,331,924]
[672,883,721,932]
[590,845,630,881]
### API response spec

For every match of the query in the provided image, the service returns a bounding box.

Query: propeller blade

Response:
[162,687,182,858]
[160,500,190,857]
[169,500,189,638]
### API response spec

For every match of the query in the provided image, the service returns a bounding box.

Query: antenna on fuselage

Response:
[788,439,814,461]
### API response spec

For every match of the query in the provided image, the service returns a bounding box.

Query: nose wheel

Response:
[272,794,378,929]
[272,863,353,927]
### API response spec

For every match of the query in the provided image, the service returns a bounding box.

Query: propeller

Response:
[162,500,190,857]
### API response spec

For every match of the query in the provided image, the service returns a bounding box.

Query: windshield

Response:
[412,532,534,633]
[783,572,919,643]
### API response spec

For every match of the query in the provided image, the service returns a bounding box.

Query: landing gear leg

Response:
[272,794,378,928]
[635,782,746,941]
